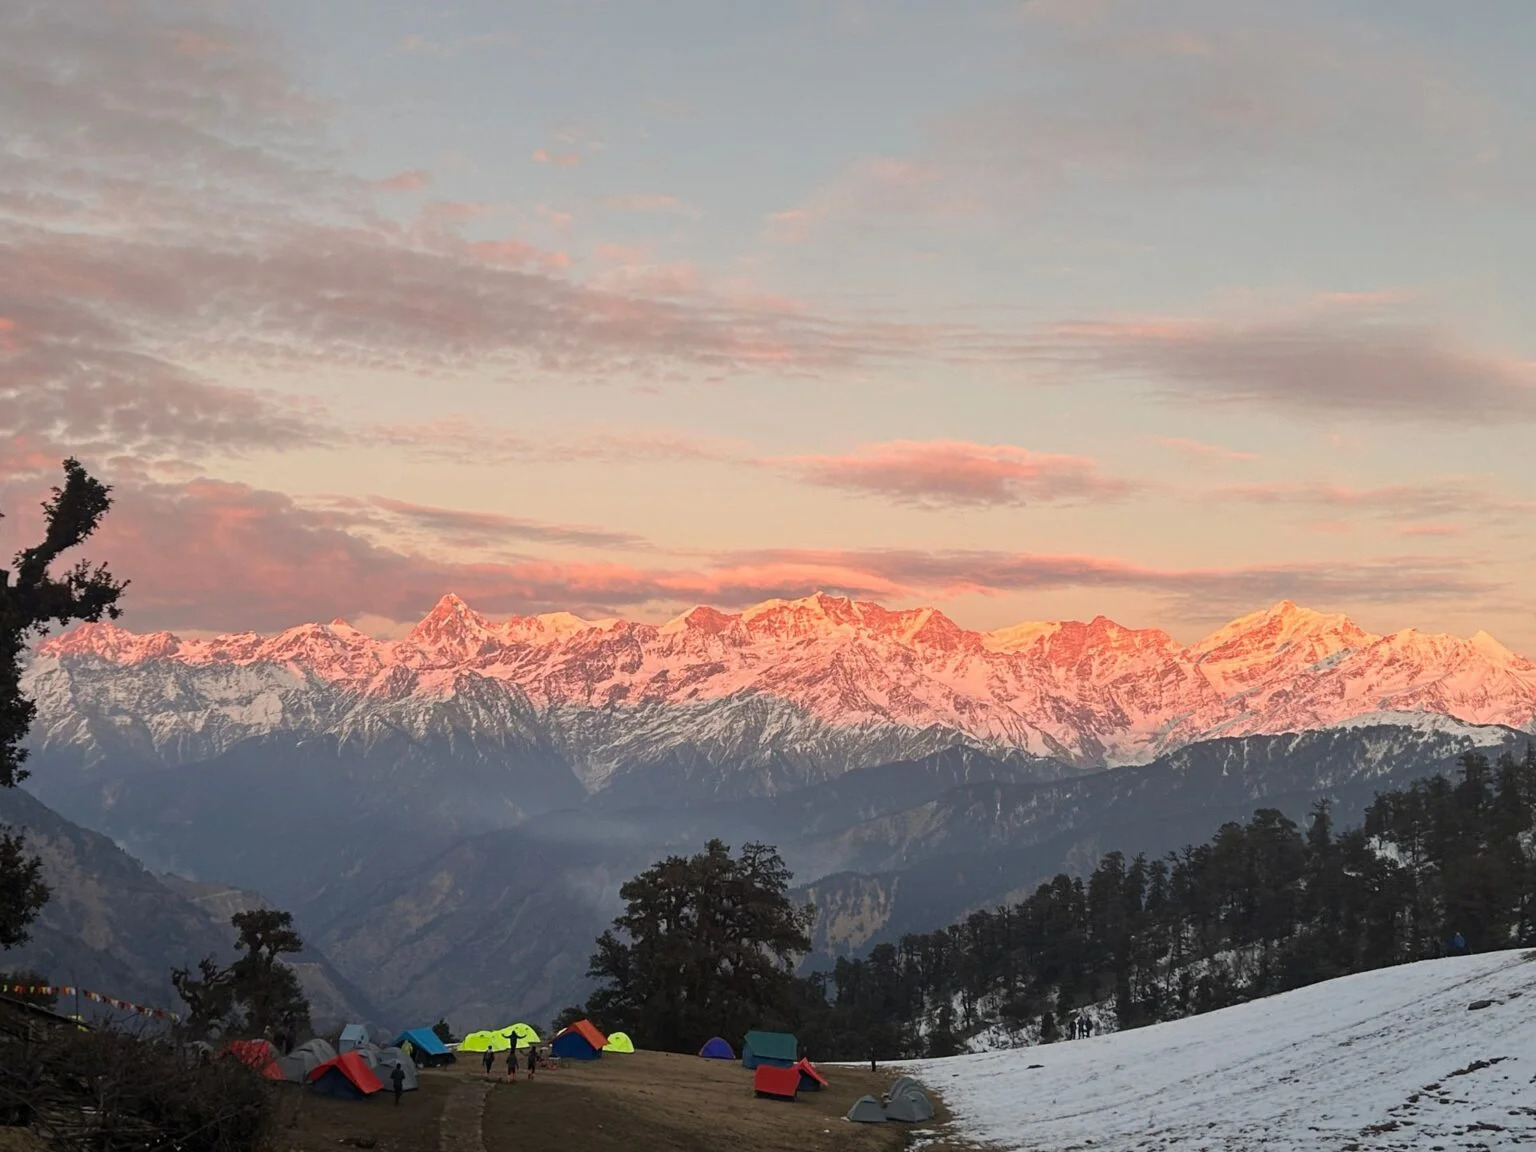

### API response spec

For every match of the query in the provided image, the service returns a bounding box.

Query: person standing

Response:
[482,1048,495,1078]
[506,1045,518,1081]
[390,1064,405,1106]
[526,1043,537,1079]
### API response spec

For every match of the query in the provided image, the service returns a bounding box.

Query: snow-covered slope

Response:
[24,593,1536,790]
[906,951,1536,1152]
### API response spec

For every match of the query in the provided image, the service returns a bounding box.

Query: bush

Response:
[0,1016,276,1152]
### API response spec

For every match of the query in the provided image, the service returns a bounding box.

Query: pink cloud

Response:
[531,148,581,167]
[1214,481,1531,523]
[1399,523,1465,538]
[372,169,431,191]
[600,194,699,217]
[0,474,1492,634]
[773,441,1132,507]
[1152,436,1257,464]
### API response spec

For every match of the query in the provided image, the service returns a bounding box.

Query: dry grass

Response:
[274,1073,452,1152]
[474,1049,971,1152]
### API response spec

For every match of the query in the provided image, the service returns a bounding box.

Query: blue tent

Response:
[550,1020,606,1061]
[393,1028,452,1066]
[698,1036,734,1060]
[741,1030,796,1070]
[338,1024,369,1052]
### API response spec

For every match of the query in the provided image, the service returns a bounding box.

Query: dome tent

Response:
[603,1031,635,1053]
[698,1036,734,1060]
[459,1030,511,1053]
[499,1022,540,1049]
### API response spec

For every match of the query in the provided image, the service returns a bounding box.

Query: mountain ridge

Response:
[27,594,1536,784]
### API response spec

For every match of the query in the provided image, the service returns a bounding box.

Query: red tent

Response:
[753,1064,800,1101]
[308,1051,383,1099]
[793,1057,828,1091]
[225,1039,284,1081]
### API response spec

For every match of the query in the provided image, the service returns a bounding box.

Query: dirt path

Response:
[437,1076,493,1152]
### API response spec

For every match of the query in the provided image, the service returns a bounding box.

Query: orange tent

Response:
[308,1051,384,1099]
[551,1019,608,1060]
[793,1057,828,1091]
[225,1039,284,1081]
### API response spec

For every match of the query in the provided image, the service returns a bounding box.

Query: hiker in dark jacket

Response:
[391,1064,405,1105]
[482,1049,494,1077]
[526,1044,537,1078]
[507,1046,518,1080]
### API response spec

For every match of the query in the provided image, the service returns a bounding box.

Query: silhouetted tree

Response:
[0,459,127,948]
[587,839,814,1053]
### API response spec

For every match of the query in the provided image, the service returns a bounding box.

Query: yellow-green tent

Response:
[459,1030,511,1053]
[499,1022,540,1049]
[604,1031,635,1053]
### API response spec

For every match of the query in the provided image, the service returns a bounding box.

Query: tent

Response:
[351,1041,383,1070]
[373,1047,419,1092]
[338,1024,370,1052]
[277,1038,337,1084]
[793,1058,827,1092]
[847,1095,887,1123]
[499,1022,540,1049]
[394,1028,452,1066]
[309,1051,383,1100]
[752,1065,799,1101]
[550,1019,607,1061]
[225,1039,284,1081]
[699,1036,735,1060]
[603,1031,635,1053]
[885,1086,935,1123]
[459,1030,511,1053]
[741,1030,796,1070]
[888,1075,919,1100]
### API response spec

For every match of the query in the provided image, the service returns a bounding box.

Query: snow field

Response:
[904,951,1536,1152]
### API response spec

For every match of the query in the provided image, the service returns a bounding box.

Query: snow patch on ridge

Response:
[904,951,1536,1152]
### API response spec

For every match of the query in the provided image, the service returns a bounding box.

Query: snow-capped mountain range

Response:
[24,592,1536,791]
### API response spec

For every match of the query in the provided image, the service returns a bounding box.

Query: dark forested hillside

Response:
[796,745,1536,1060]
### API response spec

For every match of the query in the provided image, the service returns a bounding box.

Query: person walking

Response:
[390,1064,405,1106]
[482,1048,495,1078]
[506,1045,518,1081]
[526,1043,538,1079]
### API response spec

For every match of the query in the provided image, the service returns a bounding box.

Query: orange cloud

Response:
[773,440,1133,507]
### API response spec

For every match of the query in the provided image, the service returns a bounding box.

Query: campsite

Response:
[272,1047,959,1152]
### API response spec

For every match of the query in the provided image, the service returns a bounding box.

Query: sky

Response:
[3,0,1536,650]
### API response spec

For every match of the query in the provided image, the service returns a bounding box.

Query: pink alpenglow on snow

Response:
[36,593,1536,767]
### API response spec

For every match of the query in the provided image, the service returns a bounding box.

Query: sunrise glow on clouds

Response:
[3,0,1536,648]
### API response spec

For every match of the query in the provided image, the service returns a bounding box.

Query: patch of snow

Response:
[902,951,1536,1151]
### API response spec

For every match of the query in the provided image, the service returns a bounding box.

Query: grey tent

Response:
[888,1076,918,1100]
[885,1086,935,1123]
[373,1046,419,1091]
[847,1095,887,1123]
[351,1041,384,1069]
[277,1038,337,1084]
[338,1024,369,1052]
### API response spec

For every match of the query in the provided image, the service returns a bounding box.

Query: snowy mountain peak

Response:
[406,592,501,660]
[26,594,1536,772]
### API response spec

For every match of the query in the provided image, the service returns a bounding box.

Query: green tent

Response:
[499,1023,540,1049]
[459,1030,511,1053]
[603,1031,635,1053]
[742,1030,797,1069]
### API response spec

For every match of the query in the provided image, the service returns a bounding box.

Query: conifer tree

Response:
[0,459,127,948]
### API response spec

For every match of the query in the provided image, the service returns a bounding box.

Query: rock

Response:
[1467,999,1497,1011]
